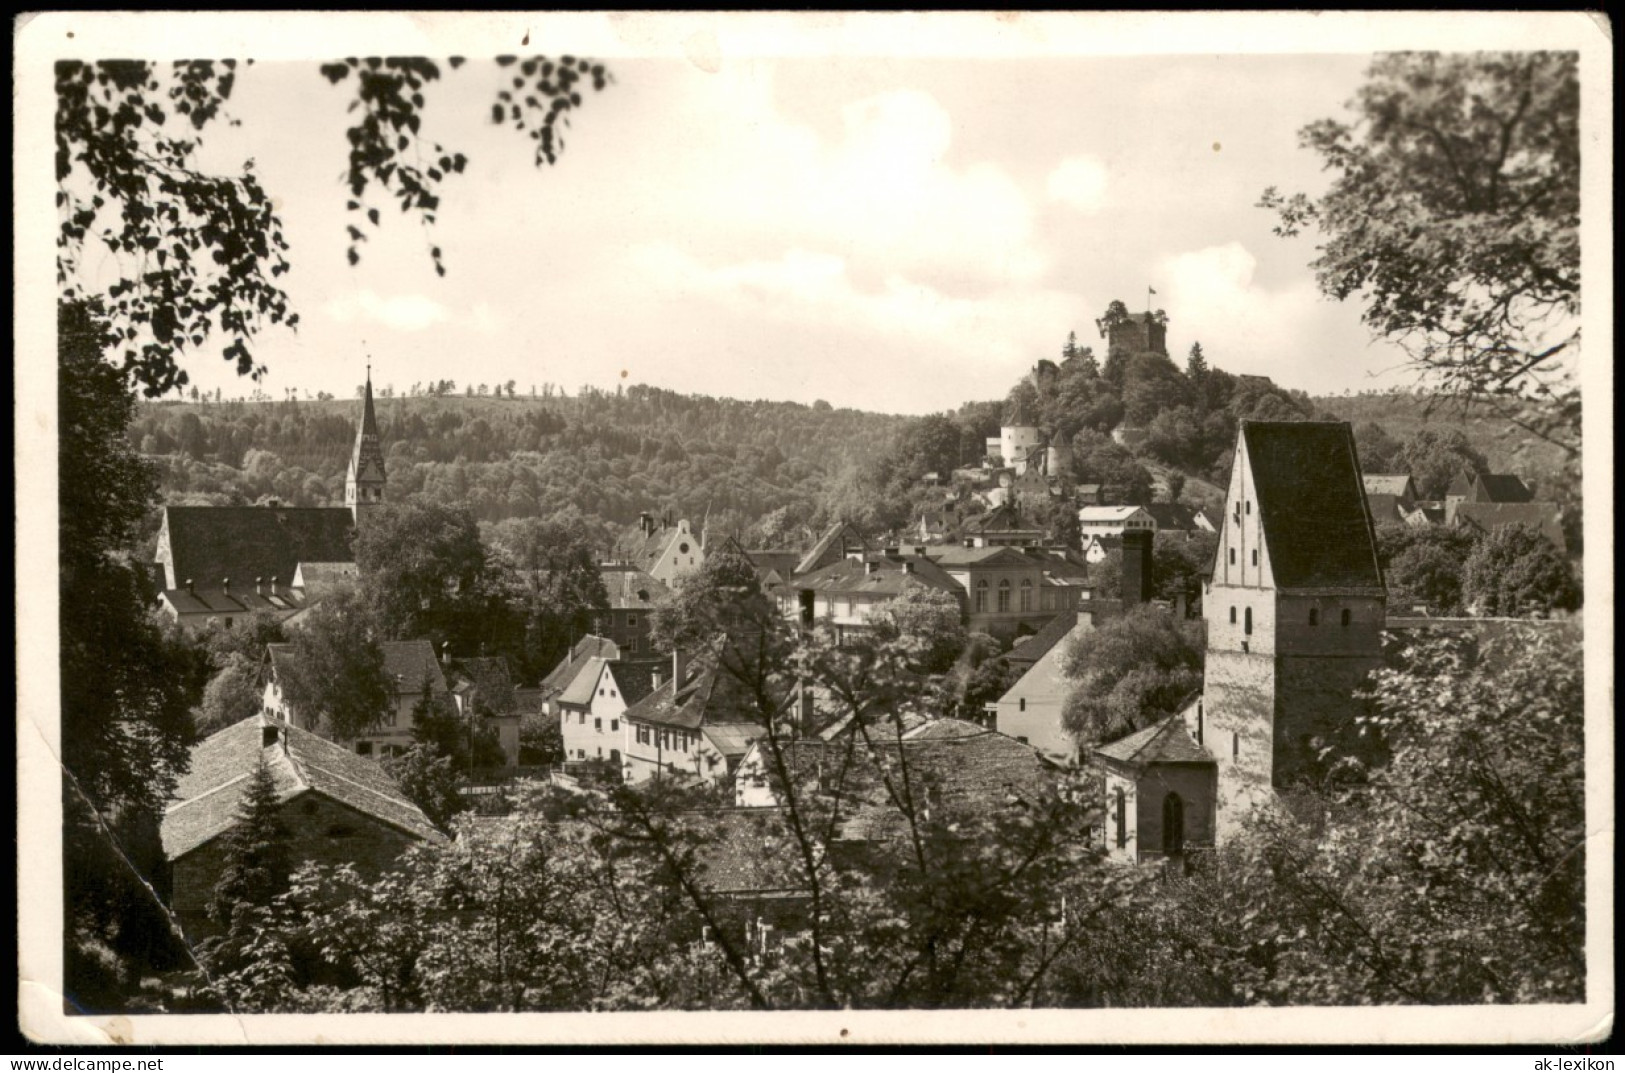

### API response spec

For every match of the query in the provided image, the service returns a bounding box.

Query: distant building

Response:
[991,610,1096,763]
[536,635,621,717]
[794,521,869,577]
[161,713,443,939]
[444,655,524,768]
[1078,504,1156,539]
[962,504,1047,548]
[1445,471,1534,518]
[1095,702,1215,864]
[612,512,704,585]
[923,544,1077,639]
[785,551,965,645]
[1452,501,1567,554]
[596,564,669,657]
[1104,310,1168,357]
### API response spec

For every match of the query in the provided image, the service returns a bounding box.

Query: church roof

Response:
[1094,711,1213,768]
[161,713,443,860]
[348,374,386,484]
[599,564,669,610]
[160,506,355,592]
[1240,422,1384,593]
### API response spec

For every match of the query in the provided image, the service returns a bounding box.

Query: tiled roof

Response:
[902,717,988,741]
[1475,474,1534,503]
[1364,493,1406,526]
[613,519,698,574]
[923,545,1038,567]
[558,657,609,709]
[792,555,962,599]
[608,659,666,708]
[744,549,801,585]
[1078,505,1147,522]
[754,729,1058,841]
[963,505,1040,534]
[702,722,765,760]
[161,713,443,860]
[1005,610,1084,666]
[159,506,355,592]
[598,564,668,610]
[162,584,306,616]
[1362,474,1414,498]
[1452,502,1565,551]
[795,522,868,577]
[1241,422,1384,592]
[539,635,620,695]
[268,639,445,699]
[448,656,517,715]
[1093,710,1213,768]
[623,642,766,732]
[1142,503,1199,531]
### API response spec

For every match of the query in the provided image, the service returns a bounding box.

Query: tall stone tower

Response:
[345,368,386,525]
[1199,421,1386,840]
[1107,311,1168,357]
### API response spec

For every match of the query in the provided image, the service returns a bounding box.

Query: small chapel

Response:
[154,370,387,630]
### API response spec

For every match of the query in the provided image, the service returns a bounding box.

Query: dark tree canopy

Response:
[1260,52,1580,456]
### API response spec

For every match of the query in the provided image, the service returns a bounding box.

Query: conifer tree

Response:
[210,757,291,931]
[1186,341,1208,382]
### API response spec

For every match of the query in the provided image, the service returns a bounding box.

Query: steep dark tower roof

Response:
[1241,421,1384,593]
[348,370,386,489]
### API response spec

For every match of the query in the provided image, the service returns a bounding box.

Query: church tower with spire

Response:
[346,367,386,525]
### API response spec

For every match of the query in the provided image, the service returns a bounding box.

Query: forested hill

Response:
[131,384,910,548]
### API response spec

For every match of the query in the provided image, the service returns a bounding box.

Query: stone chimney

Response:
[442,641,453,665]
[672,648,687,690]
[221,578,230,597]
[255,576,264,597]
[185,578,194,596]
[1121,529,1153,607]
[639,511,656,536]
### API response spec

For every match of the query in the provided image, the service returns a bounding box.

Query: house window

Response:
[579,712,586,725]
[594,718,602,731]
[1309,608,1319,626]
[577,748,586,759]
[611,720,618,732]
[1244,607,1253,635]
[627,614,637,627]
[1020,578,1033,611]
[1229,606,1236,624]
[847,597,857,617]
[1251,549,1258,566]
[1228,548,1236,565]
[382,709,397,728]
[997,578,1011,613]
[224,617,234,629]
[1232,732,1240,759]
[1018,697,1026,712]
[1114,787,1127,848]
[1246,501,1251,515]
[1341,609,1352,627]
[357,742,373,756]
[629,637,641,655]
[975,579,988,612]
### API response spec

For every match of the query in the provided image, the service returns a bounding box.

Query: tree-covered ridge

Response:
[131,385,910,547]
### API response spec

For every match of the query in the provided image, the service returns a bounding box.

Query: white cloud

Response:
[1046,155,1109,214]
[670,74,1047,290]
[1159,242,1349,384]
[324,290,450,333]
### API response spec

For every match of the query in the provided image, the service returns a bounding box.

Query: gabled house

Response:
[555,653,664,769]
[794,521,869,577]
[1446,471,1534,516]
[1077,504,1156,539]
[991,610,1096,763]
[444,655,524,768]
[161,713,443,937]
[1142,502,1213,535]
[536,635,621,717]
[263,638,448,760]
[1452,501,1567,554]
[596,564,669,658]
[622,646,767,785]
[612,512,704,585]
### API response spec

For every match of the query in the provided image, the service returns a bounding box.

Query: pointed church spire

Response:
[347,358,386,523]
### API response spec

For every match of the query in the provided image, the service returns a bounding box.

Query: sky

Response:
[39,13,1592,415]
